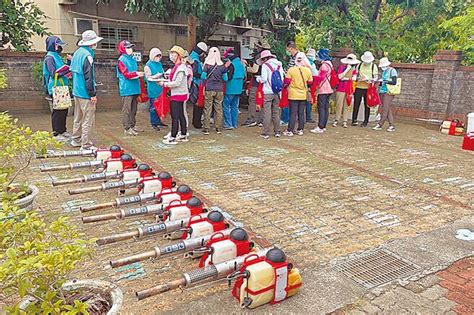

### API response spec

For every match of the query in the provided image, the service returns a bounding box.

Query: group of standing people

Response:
[42,30,399,149]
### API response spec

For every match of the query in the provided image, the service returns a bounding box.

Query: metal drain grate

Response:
[335,249,420,289]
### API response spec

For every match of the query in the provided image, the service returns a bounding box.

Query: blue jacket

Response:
[42,36,68,95]
[70,46,95,99]
[145,60,164,98]
[225,56,245,95]
[117,54,140,97]
[190,50,203,85]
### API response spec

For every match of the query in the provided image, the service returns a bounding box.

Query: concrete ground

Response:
[14,107,473,314]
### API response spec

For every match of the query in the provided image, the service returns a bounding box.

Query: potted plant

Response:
[0,112,57,209]
[0,200,123,314]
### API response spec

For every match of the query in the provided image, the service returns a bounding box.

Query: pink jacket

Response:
[315,61,334,95]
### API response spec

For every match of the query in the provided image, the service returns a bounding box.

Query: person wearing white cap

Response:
[144,47,165,131]
[352,51,378,127]
[189,42,208,129]
[373,57,398,132]
[69,30,103,150]
[305,48,318,123]
[333,53,360,128]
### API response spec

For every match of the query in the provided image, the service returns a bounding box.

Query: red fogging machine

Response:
[40,153,137,173]
[36,145,124,160]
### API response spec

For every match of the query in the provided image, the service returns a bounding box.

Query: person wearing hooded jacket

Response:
[144,47,165,131]
[70,30,103,150]
[310,48,334,134]
[43,36,71,142]
[117,40,144,136]
[189,42,208,129]
[222,47,245,130]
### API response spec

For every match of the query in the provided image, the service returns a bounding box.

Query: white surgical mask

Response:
[170,53,178,63]
[91,43,98,50]
[381,66,388,71]
[154,56,161,62]
[126,48,133,55]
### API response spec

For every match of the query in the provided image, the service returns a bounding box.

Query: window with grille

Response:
[99,24,137,50]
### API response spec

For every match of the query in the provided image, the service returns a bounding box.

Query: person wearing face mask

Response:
[189,42,208,129]
[282,41,300,126]
[144,47,166,131]
[70,30,103,150]
[117,40,144,136]
[158,46,189,145]
[43,35,71,143]
[333,53,360,128]
[373,57,397,132]
[305,48,318,124]
[222,47,245,130]
[310,48,334,134]
[352,51,378,127]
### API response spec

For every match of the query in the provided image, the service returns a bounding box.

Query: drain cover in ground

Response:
[334,249,420,289]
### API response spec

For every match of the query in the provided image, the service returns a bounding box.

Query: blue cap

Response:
[317,48,332,61]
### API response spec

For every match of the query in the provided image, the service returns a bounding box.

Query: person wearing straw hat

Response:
[256,49,284,139]
[43,35,71,143]
[189,42,208,129]
[117,40,144,136]
[305,48,318,123]
[352,51,378,127]
[144,47,165,131]
[310,48,334,134]
[373,57,398,132]
[333,53,360,128]
[158,45,189,144]
[70,30,103,150]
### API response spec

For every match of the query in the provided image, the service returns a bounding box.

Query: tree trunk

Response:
[187,15,197,51]
[372,0,383,22]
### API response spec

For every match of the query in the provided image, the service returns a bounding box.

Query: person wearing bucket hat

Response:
[70,30,103,150]
[144,47,166,131]
[43,35,71,143]
[222,47,245,130]
[352,51,378,127]
[241,41,270,127]
[373,57,398,132]
[117,40,144,136]
[333,53,360,128]
[256,49,284,139]
[189,42,208,129]
[310,48,334,134]
[158,45,189,144]
[201,47,229,135]
[305,48,318,123]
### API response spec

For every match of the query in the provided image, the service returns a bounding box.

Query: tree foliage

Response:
[0,0,50,52]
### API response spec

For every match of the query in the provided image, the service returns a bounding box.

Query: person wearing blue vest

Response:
[144,47,166,131]
[117,40,144,136]
[42,35,71,142]
[222,48,245,129]
[70,30,103,150]
[189,42,208,129]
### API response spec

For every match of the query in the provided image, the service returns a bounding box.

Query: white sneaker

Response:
[163,132,171,140]
[282,130,293,137]
[54,135,67,142]
[342,122,348,128]
[61,132,72,138]
[132,126,144,133]
[332,121,338,127]
[296,130,304,136]
[162,137,177,145]
[387,126,396,132]
[70,139,81,147]
[177,135,189,142]
[310,127,324,134]
[323,128,327,132]
[124,129,137,136]
[372,124,383,131]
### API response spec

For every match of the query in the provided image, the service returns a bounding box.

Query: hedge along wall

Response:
[1,49,473,120]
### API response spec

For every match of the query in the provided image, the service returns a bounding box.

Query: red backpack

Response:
[323,61,339,89]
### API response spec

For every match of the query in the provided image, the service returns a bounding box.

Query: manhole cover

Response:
[335,249,420,289]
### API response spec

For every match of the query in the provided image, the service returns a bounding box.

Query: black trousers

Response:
[192,105,203,128]
[317,94,331,129]
[352,88,370,125]
[288,100,306,131]
[170,100,187,138]
[51,109,68,136]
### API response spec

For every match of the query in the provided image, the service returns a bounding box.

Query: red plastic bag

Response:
[345,80,354,106]
[197,83,205,108]
[310,76,317,105]
[256,83,264,108]
[279,87,289,108]
[366,83,381,107]
[137,77,149,103]
[153,87,170,121]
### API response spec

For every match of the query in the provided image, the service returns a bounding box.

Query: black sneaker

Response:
[351,122,358,126]
[360,123,368,127]
[260,134,270,139]
[152,126,161,131]
[241,120,257,127]
[158,123,168,128]
[306,119,316,123]
[274,132,281,138]
[202,129,210,135]
[216,129,222,134]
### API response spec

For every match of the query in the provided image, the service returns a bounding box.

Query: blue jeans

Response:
[223,94,240,128]
[281,107,289,123]
[306,102,313,121]
[149,97,162,127]
[317,94,331,129]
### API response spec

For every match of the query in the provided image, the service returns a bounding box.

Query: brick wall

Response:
[1,49,473,120]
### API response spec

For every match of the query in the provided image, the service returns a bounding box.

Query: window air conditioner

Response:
[74,18,99,36]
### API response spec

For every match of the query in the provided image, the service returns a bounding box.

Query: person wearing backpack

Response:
[333,53,360,128]
[373,57,398,132]
[310,48,334,134]
[352,51,378,127]
[256,50,284,139]
[201,47,229,135]
[222,48,245,130]
[283,52,313,136]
